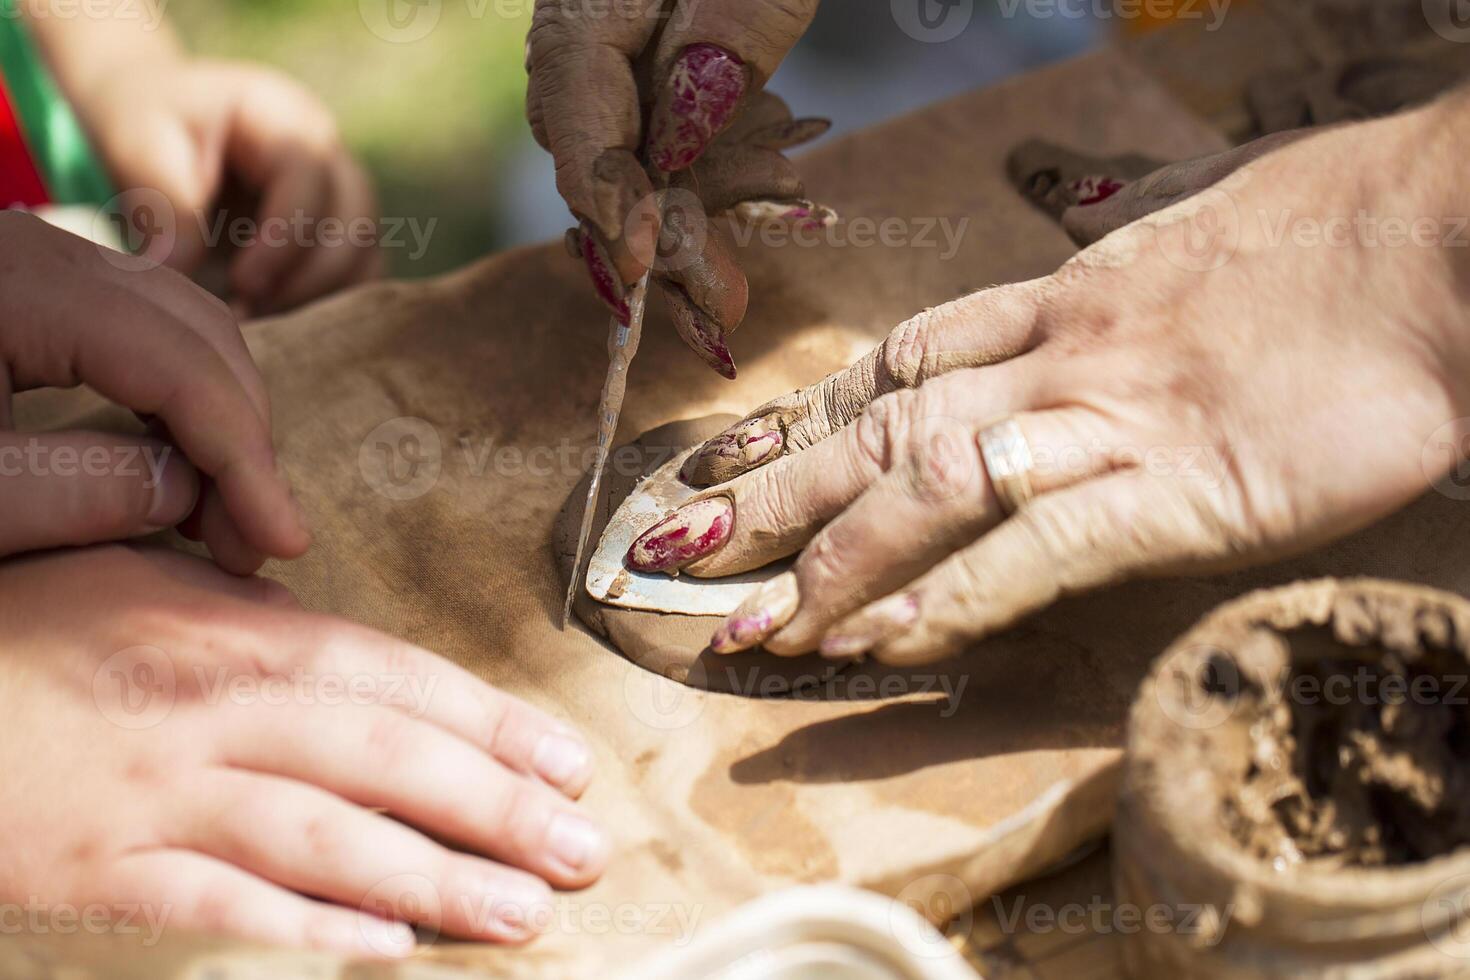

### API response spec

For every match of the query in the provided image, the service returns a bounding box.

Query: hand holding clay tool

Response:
[561,266,652,629]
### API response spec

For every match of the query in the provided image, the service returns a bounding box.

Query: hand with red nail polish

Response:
[679,102,1470,666]
[0,212,309,574]
[526,0,827,376]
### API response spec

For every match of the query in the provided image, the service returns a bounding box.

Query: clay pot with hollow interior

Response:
[1115,579,1470,978]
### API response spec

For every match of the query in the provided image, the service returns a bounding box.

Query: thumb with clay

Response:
[526,0,827,378]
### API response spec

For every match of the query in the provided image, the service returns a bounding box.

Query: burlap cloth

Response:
[24,49,1456,977]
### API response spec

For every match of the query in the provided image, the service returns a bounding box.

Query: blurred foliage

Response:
[170,0,539,277]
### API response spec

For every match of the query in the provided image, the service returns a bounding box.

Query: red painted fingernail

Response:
[712,611,774,654]
[710,572,800,654]
[626,498,733,573]
[648,44,748,173]
[1071,175,1125,207]
[681,415,783,487]
[666,286,737,380]
[579,222,630,324]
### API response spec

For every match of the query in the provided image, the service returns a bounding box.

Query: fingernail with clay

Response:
[681,415,783,488]
[547,813,608,875]
[665,286,737,380]
[532,733,591,791]
[710,571,799,655]
[820,593,920,660]
[144,452,200,532]
[579,222,630,325]
[648,44,748,173]
[625,497,733,574]
[734,199,839,233]
[748,117,833,151]
[1070,175,1125,207]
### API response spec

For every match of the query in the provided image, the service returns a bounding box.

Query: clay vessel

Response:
[1116,579,1470,978]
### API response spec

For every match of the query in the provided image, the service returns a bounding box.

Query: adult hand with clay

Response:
[0,211,308,575]
[0,546,606,955]
[622,94,1470,664]
[526,0,829,377]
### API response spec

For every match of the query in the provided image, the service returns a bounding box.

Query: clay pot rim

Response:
[1128,577,1470,910]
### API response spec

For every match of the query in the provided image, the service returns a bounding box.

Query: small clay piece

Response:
[553,415,843,696]
[1116,579,1470,978]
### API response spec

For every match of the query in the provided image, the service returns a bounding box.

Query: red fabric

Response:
[0,73,48,208]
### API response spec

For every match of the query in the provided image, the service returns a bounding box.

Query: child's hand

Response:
[0,546,606,955]
[0,211,308,573]
[86,59,381,315]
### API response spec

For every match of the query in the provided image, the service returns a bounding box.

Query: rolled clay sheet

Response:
[586,444,791,617]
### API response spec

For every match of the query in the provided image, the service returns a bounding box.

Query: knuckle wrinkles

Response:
[854,390,918,473]
[879,313,931,390]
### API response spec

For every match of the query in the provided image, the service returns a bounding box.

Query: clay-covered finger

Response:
[844,472,1208,666]
[179,770,553,944]
[714,90,831,152]
[645,0,821,172]
[1058,130,1314,246]
[681,280,1049,487]
[680,143,805,214]
[765,408,1117,656]
[627,361,1040,580]
[527,1,660,288]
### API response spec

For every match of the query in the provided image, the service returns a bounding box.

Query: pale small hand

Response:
[0,546,607,955]
[90,60,381,315]
[0,211,308,573]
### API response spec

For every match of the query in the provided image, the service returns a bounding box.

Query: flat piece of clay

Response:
[587,444,791,616]
[555,416,840,695]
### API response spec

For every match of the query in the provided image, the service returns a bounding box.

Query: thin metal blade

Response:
[561,270,651,629]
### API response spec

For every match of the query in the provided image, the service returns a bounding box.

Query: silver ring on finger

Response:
[978,417,1036,517]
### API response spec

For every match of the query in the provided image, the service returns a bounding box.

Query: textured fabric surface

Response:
[9,51,1231,976]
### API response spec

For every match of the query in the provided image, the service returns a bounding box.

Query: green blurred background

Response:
[169,1,1102,279]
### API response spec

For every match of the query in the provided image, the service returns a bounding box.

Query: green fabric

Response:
[0,6,114,205]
